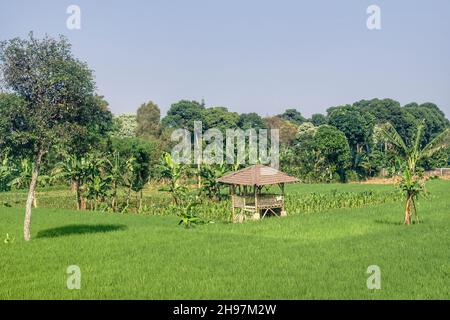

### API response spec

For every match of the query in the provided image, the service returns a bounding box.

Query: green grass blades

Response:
[0,180,449,299]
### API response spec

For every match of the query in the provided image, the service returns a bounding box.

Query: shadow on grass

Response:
[36,224,127,239]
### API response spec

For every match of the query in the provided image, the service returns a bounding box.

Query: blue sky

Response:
[1,0,449,117]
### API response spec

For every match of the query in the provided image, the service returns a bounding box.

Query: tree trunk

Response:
[80,194,86,210]
[75,180,87,210]
[24,149,44,241]
[404,192,413,225]
[32,190,37,208]
[75,181,81,210]
[139,190,143,212]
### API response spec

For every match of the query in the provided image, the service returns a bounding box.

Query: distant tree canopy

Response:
[264,116,298,146]
[327,105,374,153]
[161,100,205,131]
[403,102,450,145]
[136,101,161,139]
[313,125,351,181]
[111,137,157,181]
[161,100,243,132]
[65,95,113,155]
[152,98,448,181]
[203,106,239,132]
[112,114,137,138]
[279,108,305,125]
[353,98,416,144]
[237,112,266,130]
[310,113,327,126]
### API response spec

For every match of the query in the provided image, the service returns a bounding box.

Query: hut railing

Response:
[257,194,284,207]
[232,194,284,209]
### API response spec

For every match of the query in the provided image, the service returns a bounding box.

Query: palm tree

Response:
[380,122,450,224]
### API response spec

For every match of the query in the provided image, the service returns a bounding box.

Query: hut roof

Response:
[217,164,299,186]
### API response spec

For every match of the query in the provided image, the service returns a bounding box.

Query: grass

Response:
[0,180,449,299]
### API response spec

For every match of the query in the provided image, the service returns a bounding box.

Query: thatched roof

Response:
[217,164,299,186]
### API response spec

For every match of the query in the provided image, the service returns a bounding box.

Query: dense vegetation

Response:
[1,181,449,299]
[1,34,449,240]
[0,31,449,300]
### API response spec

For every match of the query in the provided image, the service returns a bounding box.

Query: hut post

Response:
[253,185,260,220]
[280,183,286,217]
[231,185,235,223]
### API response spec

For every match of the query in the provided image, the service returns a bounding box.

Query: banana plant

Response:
[178,197,201,228]
[200,164,228,200]
[105,152,135,211]
[8,158,32,190]
[158,152,187,205]
[121,156,136,210]
[380,121,450,224]
[85,174,111,211]
[8,158,43,207]
[82,154,111,211]
[0,153,13,192]
[53,153,90,210]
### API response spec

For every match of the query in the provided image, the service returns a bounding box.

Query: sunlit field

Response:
[1,180,448,299]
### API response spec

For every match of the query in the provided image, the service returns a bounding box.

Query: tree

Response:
[112,113,137,138]
[136,101,161,139]
[237,112,266,130]
[0,93,30,154]
[263,116,298,146]
[161,100,205,131]
[111,137,155,211]
[296,122,317,137]
[310,113,327,126]
[279,108,305,125]
[379,122,450,224]
[282,122,317,179]
[0,33,110,240]
[313,125,351,182]
[403,102,449,145]
[63,95,113,157]
[354,98,416,144]
[203,106,239,131]
[327,105,374,153]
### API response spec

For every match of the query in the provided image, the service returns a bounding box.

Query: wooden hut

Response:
[217,164,299,222]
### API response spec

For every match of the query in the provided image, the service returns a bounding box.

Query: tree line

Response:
[113,97,449,182]
[1,34,449,239]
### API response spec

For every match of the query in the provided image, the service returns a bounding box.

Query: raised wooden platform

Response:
[231,194,286,222]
